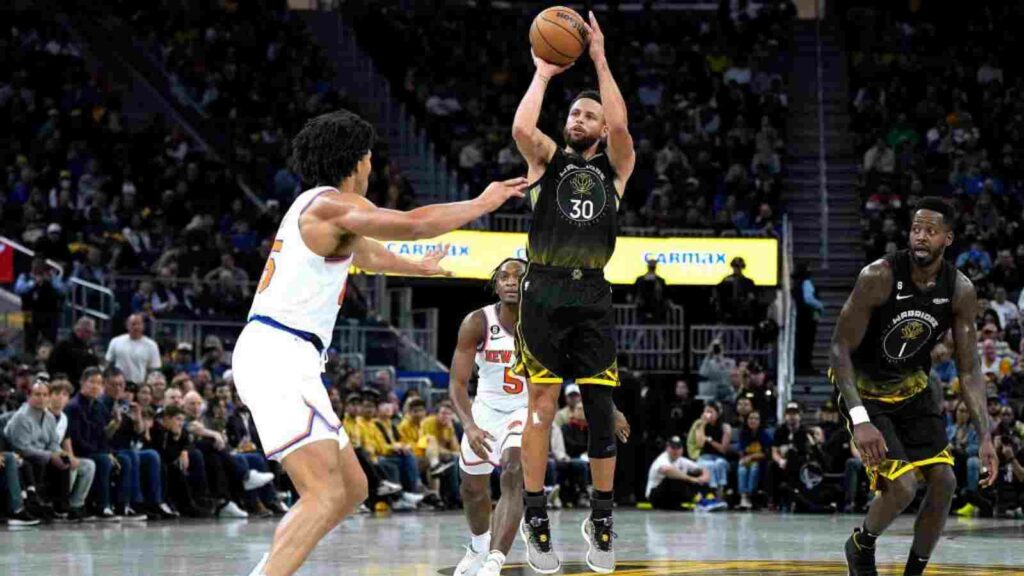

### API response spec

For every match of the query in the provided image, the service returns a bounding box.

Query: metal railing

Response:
[689,325,775,372]
[614,303,685,373]
[149,318,441,373]
[777,215,796,421]
[484,216,778,236]
[490,214,533,233]
[815,1,829,268]
[1,236,116,338]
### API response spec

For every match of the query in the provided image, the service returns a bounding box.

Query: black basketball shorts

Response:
[512,263,619,387]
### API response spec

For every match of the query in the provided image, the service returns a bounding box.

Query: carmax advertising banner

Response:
[359,231,778,286]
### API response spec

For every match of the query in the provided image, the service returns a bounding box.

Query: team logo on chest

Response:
[881,309,939,362]
[555,165,607,225]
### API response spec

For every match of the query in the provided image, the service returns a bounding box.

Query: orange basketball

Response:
[529,6,589,67]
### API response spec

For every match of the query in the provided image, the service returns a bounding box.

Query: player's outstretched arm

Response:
[951,272,998,487]
[328,178,527,242]
[829,260,891,467]
[583,11,635,188]
[352,239,453,277]
[512,52,566,177]
[449,311,493,461]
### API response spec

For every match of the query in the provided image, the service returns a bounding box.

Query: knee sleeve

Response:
[581,384,617,459]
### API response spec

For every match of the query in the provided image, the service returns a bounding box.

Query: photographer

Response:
[100,367,174,520]
[699,340,736,402]
[14,258,65,352]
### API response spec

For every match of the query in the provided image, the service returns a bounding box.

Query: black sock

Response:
[904,551,929,576]
[857,525,878,549]
[524,491,547,523]
[591,490,614,521]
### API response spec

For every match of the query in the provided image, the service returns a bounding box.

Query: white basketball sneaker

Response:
[453,544,485,576]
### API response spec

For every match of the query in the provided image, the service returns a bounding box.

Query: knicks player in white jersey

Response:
[449,258,529,576]
[233,110,527,576]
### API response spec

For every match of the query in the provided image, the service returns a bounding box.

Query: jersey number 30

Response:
[503,368,525,395]
[569,199,594,220]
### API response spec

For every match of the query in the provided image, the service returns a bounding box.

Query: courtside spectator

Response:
[645,436,718,512]
[100,368,174,520]
[148,406,212,518]
[48,317,99,385]
[397,398,455,486]
[737,411,771,510]
[355,394,423,511]
[948,401,985,517]
[105,314,161,385]
[553,383,582,429]
[47,378,95,521]
[688,402,731,503]
[0,449,40,526]
[416,402,461,506]
[4,381,72,516]
[65,367,128,521]
[660,379,703,443]
[181,391,255,518]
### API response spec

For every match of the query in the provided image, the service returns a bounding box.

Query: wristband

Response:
[850,406,870,426]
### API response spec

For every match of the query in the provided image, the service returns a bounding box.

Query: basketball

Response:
[529,6,589,66]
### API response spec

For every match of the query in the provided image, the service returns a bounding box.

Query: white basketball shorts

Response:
[232,321,348,462]
[459,402,527,475]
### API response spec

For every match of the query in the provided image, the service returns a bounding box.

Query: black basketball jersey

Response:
[852,250,957,400]
[525,148,619,269]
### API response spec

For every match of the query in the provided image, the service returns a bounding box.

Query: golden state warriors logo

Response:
[556,167,607,225]
[570,172,594,196]
[438,560,1019,575]
[882,311,937,362]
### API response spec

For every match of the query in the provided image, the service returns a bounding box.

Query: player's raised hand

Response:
[464,423,495,461]
[979,436,999,488]
[419,243,453,277]
[853,422,887,468]
[583,11,605,64]
[531,49,573,78]
[479,177,529,211]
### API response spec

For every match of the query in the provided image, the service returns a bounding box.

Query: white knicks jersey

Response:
[474,304,527,412]
[247,186,352,348]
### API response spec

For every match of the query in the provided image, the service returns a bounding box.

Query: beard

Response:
[564,127,599,154]
[911,245,943,267]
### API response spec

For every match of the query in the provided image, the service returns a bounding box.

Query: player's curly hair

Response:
[289,110,376,187]
[488,257,527,294]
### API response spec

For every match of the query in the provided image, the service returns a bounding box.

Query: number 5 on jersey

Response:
[257,240,283,293]
[503,368,525,395]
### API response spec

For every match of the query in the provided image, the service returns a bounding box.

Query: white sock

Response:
[487,550,506,565]
[471,531,491,553]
